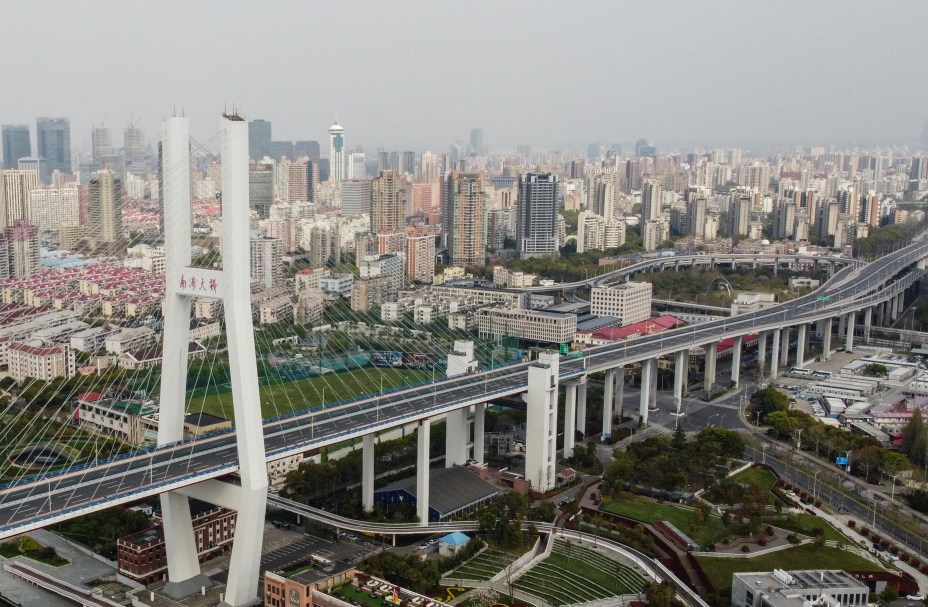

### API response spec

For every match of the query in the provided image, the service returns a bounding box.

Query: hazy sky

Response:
[3,1,927,154]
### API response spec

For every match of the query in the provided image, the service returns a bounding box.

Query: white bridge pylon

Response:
[158,115,267,607]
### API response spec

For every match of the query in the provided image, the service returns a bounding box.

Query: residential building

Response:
[577,210,606,253]
[250,235,283,290]
[1,125,31,170]
[372,170,406,233]
[590,281,652,325]
[88,170,124,249]
[319,273,354,299]
[16,157,48,185]
[104,326,156,355]
[728,194,751,237]
[406,234,435,283]
[4,220,40,277]
[287,158,314,203]
[91,126,112,161]
[642,218,668,251]
[8,341,76,381]
[1,169,39,227]
[28,184,81,232]
[123,123,144,164]
[341,178,372,216]
[442,171,485,266]
[36,117,71,175]
[641,178,663,221]
[516,172,559,258]
[475,307,577,344]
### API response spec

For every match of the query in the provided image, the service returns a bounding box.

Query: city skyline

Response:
[1,1,927,154]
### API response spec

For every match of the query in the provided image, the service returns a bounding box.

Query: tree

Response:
[856,445,883,481]
[644,581,678,607]
[468,588,497,607]
[863,363,888,378]
[751,387,789,423]
[901,408,927,461]
[766,410,796,440]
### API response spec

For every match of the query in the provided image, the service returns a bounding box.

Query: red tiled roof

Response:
[78,391,104,401]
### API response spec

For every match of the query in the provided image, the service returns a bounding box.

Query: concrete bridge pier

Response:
[362,434,375,512]
[821,317,833,361]
[416,418,431,525]
[614,366,625,421]
[769,328,781,379]
[863,307,873,343]
[639,358,655,426]
[730,335,742,388]
[602,368,615,437]
[473,403,485,465]
[779,327,791,367]
[845,312,856,353]
[576,377,588,438]
[757,331,767,382]
[563,381,578,458]
[673,349,688,415]
[838,314,847,340]
[796,324,807,367]
[703,342,717,399]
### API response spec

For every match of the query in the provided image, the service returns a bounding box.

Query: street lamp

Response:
[762,443,768,464]
[813,470,820,501]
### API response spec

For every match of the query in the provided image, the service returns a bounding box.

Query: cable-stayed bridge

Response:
[0,115,924,606]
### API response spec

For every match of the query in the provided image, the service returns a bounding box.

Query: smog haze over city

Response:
[3,0,928,151]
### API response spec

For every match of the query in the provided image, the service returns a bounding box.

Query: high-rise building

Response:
[92,126,113,161]
[1,169,39,227]
[4,220,40,278]
[248,119,272,162]
[294,141,321,163]
[36,117,72,174]
[29,184,81,233]
[124,123,144,163]
[371,170,406,233]
[287,159,314,203]
[516,172,559,259]
[328,119,346,182]
[348,151,366,179]
[469,128,484,155]
[642,218,668,252]
[686,196,707,238]
[406,234,435,283]
[772,200,796,239]
[728,194,751,237]
[248,163,274,219]
[442,171,485,267]
[2,125,31,170]
[17,157,49,185]
[641,177,663,221]
[420,151,439,182]
[88,170,123,249]
[341,179,372,216]
[250,235,283,289]
[577,210,606,253]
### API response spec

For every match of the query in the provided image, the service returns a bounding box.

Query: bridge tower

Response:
[158,115,268,607]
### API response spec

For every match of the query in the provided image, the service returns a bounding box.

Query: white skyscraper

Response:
[328,119,346,182]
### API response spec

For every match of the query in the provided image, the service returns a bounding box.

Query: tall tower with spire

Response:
[328,119,345,182]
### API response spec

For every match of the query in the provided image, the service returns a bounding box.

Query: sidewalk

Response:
[804,501,928,594]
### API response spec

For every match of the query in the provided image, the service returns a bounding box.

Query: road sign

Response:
[835,456,848,465]
[559,343,569,355]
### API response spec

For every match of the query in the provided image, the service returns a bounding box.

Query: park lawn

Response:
[601,496,727,547]
[186,368,432,422]
[0,539,69,567]
[727,466,778,493]
[768,514,846,543]
[545,551,643,596]
[696,544,883,598]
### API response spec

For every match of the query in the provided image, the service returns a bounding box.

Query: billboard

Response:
[371,351,403,367]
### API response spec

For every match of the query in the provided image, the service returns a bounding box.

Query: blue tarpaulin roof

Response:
[440,532,471,546]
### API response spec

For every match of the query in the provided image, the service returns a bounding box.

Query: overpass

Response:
[510,252,850,293]
[1,115,925,606]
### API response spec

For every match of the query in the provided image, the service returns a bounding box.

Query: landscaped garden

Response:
[513,540,647,606]
[600,495,727,548]
[0,536,68,566]
[449,550,516,581]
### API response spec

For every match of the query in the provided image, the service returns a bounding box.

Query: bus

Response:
[789,367,811,376]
